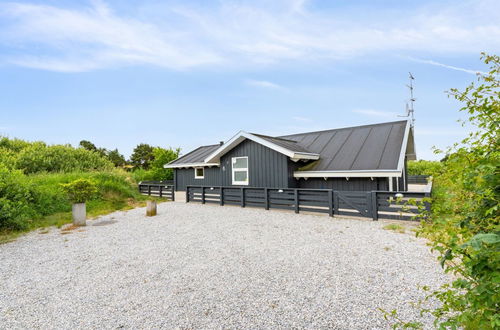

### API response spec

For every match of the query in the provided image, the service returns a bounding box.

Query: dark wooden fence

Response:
[407,175,430,184]
[186,186,431,221]
[138,182,174,200]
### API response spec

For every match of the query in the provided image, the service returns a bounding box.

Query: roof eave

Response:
[164,162,219,169]
[294,170,402,178]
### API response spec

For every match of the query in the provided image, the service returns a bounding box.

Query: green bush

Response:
[15,143,113,174]
[0,165,37,230]
[60,179,98,203]
[407,160,443,176]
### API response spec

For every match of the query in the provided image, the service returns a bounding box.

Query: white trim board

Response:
[164,162,219,169]
[294,170,402,178]
[204,131,320,164]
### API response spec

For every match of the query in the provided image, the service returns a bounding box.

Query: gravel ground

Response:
[0,202,449,329]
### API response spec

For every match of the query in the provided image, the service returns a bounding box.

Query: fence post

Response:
[241,188,245,207]
[220,187,224,206]
[171,186,175,201]
[148,185,151,196]
[333,191,339,216]
[201,187,206,204]
[371,191,378,221]
[264,188,269,210]
[328,190,333,217]
[159,185,163,198]
[294,189,299,213]
[186,187,190,203]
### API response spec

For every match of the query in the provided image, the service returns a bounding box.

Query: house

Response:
[165,120,416,197]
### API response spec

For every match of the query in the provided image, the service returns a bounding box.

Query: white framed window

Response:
[231,156,249,185]
[194,167,204,179]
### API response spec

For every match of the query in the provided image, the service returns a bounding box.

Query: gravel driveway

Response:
[0,202,448,329]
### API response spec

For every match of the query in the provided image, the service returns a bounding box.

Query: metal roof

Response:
[167,144,220,166]
[281,120,409,171]
[251,134,314,154]
[166,120,414,172]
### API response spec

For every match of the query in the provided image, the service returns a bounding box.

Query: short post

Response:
[148,185,151,196]
[171,186,175,201]
[264,188,269,210]
[201,187,206,204]
[72,203,87,226]
[241,188,245,207]
[220,187,224,206]
[333,191,339,216]
[186,188,190,203]
[146,200,157,217]
[294,189,299,214]
[328,190,333,217]
[371,191,378,221]
[159,185,163,198]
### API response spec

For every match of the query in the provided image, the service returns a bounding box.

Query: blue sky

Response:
[0,0,499,160]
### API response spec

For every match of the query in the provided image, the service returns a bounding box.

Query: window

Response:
[194,167,204,179]
[232,157,248,185]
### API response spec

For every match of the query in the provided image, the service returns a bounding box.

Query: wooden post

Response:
[333,191,339,216]
[294,189,299,213]
[171,186,175,201]
[159,185,163,198]
[241,188,245,207]
[201,187,206,204]
[148,185,151,196]
[146,200,157,217]
[186,188,190,203]
[371,191,378,221]
[264,188,269,210]
[328,190,333,217]
[220,187,224,206]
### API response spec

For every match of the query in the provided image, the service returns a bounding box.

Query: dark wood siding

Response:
[298,177,386,191]
[220,139,289,188]
[174,167,221,191]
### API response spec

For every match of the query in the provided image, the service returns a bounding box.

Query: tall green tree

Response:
[150,147,181,180]
[130,143,155,169]
[107,149,126,167]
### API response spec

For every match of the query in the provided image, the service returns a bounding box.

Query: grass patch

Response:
[0,169,163,244]
[383,223,406,234]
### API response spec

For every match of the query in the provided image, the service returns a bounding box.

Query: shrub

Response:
[60,179,98,203]
[0,165,37,230]
[15,143,113,174]
[407,160,443,176]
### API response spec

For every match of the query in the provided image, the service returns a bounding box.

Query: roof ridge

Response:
[279,120,408,137]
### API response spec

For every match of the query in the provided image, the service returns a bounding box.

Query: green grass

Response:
[383,223,407,233]
[0,169,159,244]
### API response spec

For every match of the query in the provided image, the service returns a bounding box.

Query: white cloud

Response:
[0,0,499,72]
[352,109,398,118]
[246,79,286,90]
[408,57,488,75]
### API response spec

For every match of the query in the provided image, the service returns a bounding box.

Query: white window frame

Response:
[194,167,204,179]
[231,156,249,185]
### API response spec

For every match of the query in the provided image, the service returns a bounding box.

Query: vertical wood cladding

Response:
[220,139,289,188]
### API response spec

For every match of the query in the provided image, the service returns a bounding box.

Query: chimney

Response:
[219,141,224,146]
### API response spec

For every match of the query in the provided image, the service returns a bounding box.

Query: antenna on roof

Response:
[399,72,416,127]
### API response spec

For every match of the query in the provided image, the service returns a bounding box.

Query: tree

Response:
[107,149,126,167]
[79,140,97,152]
[79,140,107,157]
[149,147,180,180]
[130,143,155,169]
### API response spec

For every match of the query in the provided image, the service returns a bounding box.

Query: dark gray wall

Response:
[220,139,289,188]
[297,177,387,191]
[174,166,221,191]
